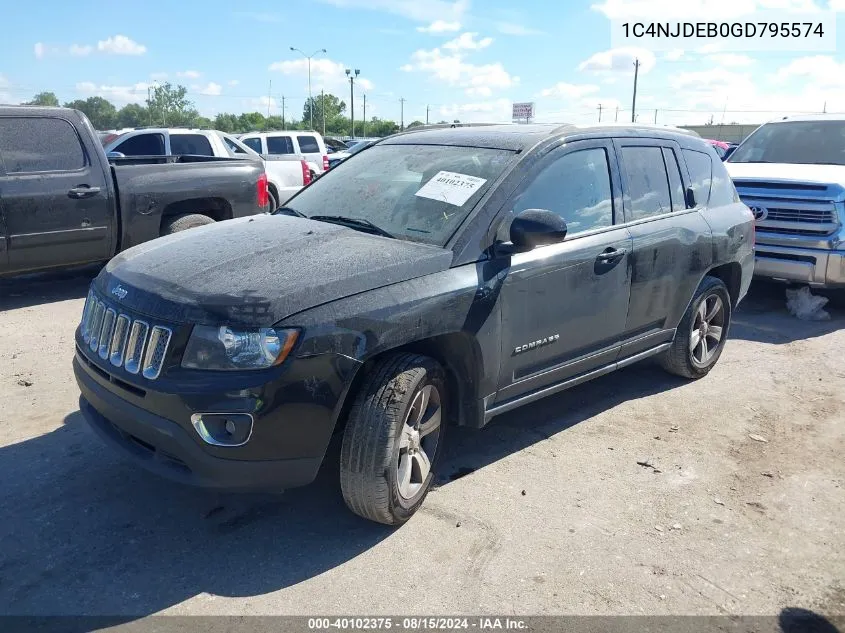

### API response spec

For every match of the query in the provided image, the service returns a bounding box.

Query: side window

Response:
[223,136,248,155]
[682,149,712,207]
[297,135,320,153]
[0,117,86,173]
[662,147,686,212]
[242,137,263,153]
[513,147,614,235]
[709,155,741,206]
[170,134,214,156]
[267,136,295,154]
[114,133,165,156]
[620,146,672,221]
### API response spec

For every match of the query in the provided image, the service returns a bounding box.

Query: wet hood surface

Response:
[95,214,454,326]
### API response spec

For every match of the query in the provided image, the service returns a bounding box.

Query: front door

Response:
[496,140,633,403]
[0,115,113,273]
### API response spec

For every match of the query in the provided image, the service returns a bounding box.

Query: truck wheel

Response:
[161,213,214,235]
[659,276,732,379]
[340,354,447,526]
[268,189,279,213]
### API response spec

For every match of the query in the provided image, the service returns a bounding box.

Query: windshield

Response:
[729,120,845,165]
[283,144,516,246]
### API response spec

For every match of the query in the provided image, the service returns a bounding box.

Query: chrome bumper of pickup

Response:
[754,243,845,287]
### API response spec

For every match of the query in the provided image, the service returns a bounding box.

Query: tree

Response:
[366,117,399,137]
[214,113,239,133]
[147,83,195,126]
[303,93,346,131]
[406,120,424,129]
[116,103,150,128]
[238,112,266,132]
[63,97,117,130]
[25,91,59,107]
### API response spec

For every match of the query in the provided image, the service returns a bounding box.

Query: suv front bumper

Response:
[754,243,845,287]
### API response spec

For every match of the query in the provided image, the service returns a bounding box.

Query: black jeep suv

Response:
[74,124,754,525]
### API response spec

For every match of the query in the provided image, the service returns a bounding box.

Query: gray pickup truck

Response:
[0,106,268,276]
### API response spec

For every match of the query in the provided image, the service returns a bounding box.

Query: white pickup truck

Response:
[726,114,845,288]
[102,128,311,209]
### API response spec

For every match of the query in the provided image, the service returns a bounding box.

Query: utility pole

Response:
[426,104,430,125]
[631,58,640,123]
[267,79,272,119]
[598,103,603,122]
[823,101,827,113]
[362,94,366,137]
[290,47,327,129]
[400,97,406,131]
[321,89,326,136]
[346,68,360,138]
[147,86,152,126]
[281,95,286,130]
[654,109,657,124]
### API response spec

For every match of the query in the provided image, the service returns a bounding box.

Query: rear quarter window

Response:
[267,136,295,154]
[709,155,741,206]
[0,116,86,173]
[170,134,214,155]
[297,135,320,153]
[242,137,263,153]
[682,149,712,207]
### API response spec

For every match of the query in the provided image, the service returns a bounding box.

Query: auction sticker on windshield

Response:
[415,171,487,207]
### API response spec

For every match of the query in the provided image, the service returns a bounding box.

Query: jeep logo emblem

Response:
[111,285,128,300]
[749,206,768,221]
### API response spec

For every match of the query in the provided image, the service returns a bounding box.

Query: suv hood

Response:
[726,162,845,187]
[95,214,454,326]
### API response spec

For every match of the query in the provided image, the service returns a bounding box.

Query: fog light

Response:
[191,413,253,447]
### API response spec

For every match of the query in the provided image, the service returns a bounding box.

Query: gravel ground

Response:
[1,268,843,621]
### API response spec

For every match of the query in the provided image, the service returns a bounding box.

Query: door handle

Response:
[68,186,101,199]
[596,247,628,263]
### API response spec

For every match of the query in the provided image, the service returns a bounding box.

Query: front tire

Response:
[659,276,732,379]
[340,354,447,526]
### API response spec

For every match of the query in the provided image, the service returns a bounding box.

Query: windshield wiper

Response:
[273,206,306,218]
[309,215,395,238]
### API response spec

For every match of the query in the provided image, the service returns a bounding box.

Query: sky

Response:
[1,0,845,127]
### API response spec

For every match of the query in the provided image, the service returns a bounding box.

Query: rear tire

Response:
[659,275,732,379]
[340,354,447,526]
[267,189,279,213]
[161,213,214,235]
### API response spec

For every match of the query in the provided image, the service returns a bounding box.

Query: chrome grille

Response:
[142,327,172,379]
[124,321,149,375]
[78,293,172,381]
[736,183,841,237]
[765,207,837,224]
[98,309,116,359]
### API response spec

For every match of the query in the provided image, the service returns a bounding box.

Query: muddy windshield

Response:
[282,144,516,246]
[729,120,845,166]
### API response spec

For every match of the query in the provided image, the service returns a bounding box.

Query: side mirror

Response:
[496,208,568,256]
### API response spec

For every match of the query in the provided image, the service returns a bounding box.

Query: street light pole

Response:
[345,68,360,138]
[290,47,326,130]
[631,58,640,124]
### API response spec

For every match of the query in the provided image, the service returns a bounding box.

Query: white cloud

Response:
[0,74,11,105]
[246,96,277,112]
[496,22,543,36]
[774,55,845,87]
[539,82,600,99]
[437,98,512,122]
[193,82,222,96]
[177,70,201,79]
[443,32,493,51]
[314,0,468,23]
[70,44,93,57]
[664,49,685,61]
[401,47,518,97]
[228,79,240,86]
[359,78,375,91]
[76,81,149,104]
[591,0,825,20]
[269,56,374,91]
[150,72,168,80]
[830,0,845,9]
[34,42,45,59]
[578,47,656,73]
[97,35,147,56]
[417,20,461,33]
[708,53,756,67]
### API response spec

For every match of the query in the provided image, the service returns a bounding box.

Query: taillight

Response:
[301,160,312,186]
[257,173,269,208]
[322,154,329,172]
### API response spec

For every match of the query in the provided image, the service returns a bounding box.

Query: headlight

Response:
[182,326,299,371]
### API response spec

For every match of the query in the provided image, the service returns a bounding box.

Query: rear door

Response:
[0,115,113,273]
[266,135,295,157]
[240,136,264,154]
[496,139,633,402]
[170,133,215,156]
[614,139,712,353]
[294,134,323,171]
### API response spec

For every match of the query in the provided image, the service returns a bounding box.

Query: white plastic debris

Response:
[785,287,830,321]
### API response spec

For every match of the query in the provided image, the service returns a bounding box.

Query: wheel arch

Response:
[159,198,233,231]
[705,261,742,307]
